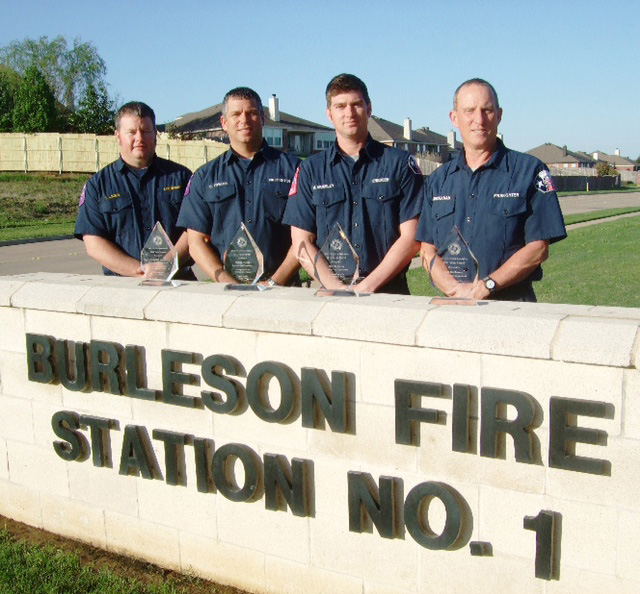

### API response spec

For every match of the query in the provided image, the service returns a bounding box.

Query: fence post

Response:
[58,134,63,174]
[23,134,28,173]
[95,137,100,172]
[203,141,208,165]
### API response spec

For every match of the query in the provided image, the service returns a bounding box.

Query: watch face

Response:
[485,278,496,290]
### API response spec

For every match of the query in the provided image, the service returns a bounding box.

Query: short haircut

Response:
[325,73,371,108]
[222,87,263,117]
[115,101,156,130]
[453,78,500,110]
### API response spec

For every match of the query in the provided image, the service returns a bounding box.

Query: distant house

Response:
[526,143,597,169]
[591,150,638,172]
[368,115,459,162]
[167,94,334,158]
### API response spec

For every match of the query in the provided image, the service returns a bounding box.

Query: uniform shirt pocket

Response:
[98,195,136,245]
[204,185,239,235]
[263,181,291,221]
[311,188,346,238]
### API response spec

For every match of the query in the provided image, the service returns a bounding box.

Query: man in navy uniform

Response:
[418,78,566,301]
[75,101,193,278]
[177,87,300,286]
[283,73,423,294]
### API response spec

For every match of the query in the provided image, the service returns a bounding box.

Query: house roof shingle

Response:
[170,103,332,135]
[526,143,596,165]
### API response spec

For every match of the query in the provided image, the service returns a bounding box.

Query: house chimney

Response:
[403,118,412,140]
[615,148,620,156]
[562,145,567,156]
[593,151,600,161]
[269,94,280,122]
[447,130,456,149]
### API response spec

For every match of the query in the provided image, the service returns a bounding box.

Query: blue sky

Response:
[3,0,639,159]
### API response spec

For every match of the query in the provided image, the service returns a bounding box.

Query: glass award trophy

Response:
[223,223,265,291]
[429,225,479,305]
[140,222,179,286]
[314,223,366,297]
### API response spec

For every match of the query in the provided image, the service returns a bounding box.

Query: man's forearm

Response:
[83,235,143,277]
[187,230,235,283]
[269,246,300,285]
[358,219,419,293]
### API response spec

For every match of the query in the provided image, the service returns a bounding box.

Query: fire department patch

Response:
[78,184,86,207]
[288,166,300,197]
[408,155,422,175]
[184,175,193,197]
[535,169,556,193]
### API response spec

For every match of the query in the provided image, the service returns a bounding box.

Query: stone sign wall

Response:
[0,273,638,594]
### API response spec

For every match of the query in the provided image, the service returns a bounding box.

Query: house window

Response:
[314,131,336,151]
[263,127,283,147]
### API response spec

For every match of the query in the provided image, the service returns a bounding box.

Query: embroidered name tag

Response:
[209,181,229,189]
[312,183,335,190]
[268,178,292,184]
[105,193,121,200]
[164,185,181,192]
[371,177,390,183]
[493,193,520,198]
[433,195,452,201]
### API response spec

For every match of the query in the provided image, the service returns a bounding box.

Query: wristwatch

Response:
[482,276,497,293]
[266,277,277,287]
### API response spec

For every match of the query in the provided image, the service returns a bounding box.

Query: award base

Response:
[315,289,371,298]
[224,284,269,292]
[140,280,181,287]
[430,297,478,306]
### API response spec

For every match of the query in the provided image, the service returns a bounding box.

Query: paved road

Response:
[1,192,638,277]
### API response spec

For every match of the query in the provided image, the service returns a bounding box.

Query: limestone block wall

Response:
[0,272,638,594]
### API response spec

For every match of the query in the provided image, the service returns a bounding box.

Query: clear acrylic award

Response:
[314,223,366,297]
[140,222,179,286]
[223,223,265,291]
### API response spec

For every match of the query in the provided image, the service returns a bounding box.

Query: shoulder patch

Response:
[184,175,193,197]
[78,184,86,207]
[409,155,422,175]
[288,166,300,197]
[535,169,556,193]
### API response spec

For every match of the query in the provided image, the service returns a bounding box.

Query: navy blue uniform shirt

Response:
[177,142,300,278]
[416,140,566,300]
[283,136,422,282]
[74,155,192,276]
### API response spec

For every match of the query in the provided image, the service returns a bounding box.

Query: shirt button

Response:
[354,222,359,227]
[353,201,358,206]
[247,219,253,223]
[323,200,328,205]
[470,194,475,199]
[352,180,358,185]
[355,243,361,248]
[466,216,472,222]
[247,180,252,185]
[503,209,509,215]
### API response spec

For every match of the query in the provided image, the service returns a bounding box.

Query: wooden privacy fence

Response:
[0,133,228,174]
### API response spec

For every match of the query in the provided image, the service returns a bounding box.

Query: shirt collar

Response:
[223,139,275,166]
[453,138,508,173]
[329,134,380,165]
[116,154,160,175]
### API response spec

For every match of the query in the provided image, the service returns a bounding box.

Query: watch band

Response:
[483,276,497,293]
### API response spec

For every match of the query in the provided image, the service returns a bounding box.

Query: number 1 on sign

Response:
[523,510,562,580]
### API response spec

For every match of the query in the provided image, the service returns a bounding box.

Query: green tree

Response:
[595,162,617,177]
[0,70,18,131]
[0,36,108,112]
[68,82,115,134]
[12,66,58,132]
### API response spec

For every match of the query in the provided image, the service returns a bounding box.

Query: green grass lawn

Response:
[0,172,88,241]
[0,529,200,594]
[408,215,640,307]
